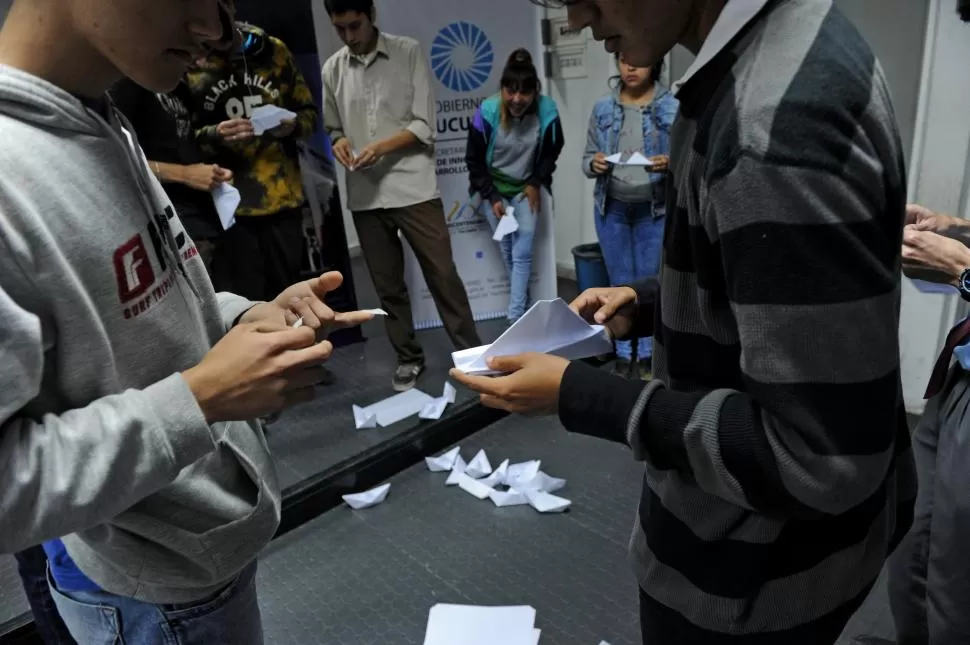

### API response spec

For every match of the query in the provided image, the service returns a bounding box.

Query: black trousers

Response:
[211,207,306,302]
[13,546,77,644]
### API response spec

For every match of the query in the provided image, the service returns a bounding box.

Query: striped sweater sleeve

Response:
[560,148,903,520]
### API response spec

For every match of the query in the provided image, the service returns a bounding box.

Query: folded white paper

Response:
[911,278,958,294]
[533,629,541,644]
[353,388,435,428]
[452,299,613,375]
[425,446,461,472]
[419,382,458,420]
[422,604,538,645]
[352,404,377,429]
[446,455,468,485]
[363,308,389,316]
[342,483,390,510]
[526,490,571,513]
[465,449,493,479]
[211,182,240,230]
[250,104,298,136]
[292,318,305,329]
[489,488,529,507]
[480,459,510,487]
[506,460,542,488]
[605,151,655,166]
[456,473,493,500]
[516,471,566,494]
[493,209,519,241]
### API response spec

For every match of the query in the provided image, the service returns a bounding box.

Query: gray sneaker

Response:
[393,362,425,392]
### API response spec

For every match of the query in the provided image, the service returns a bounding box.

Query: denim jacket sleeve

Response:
[582,109,601,179]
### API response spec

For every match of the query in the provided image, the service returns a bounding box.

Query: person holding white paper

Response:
[185,3,319,302]
[466,49,564,325]
[582,53,677,378]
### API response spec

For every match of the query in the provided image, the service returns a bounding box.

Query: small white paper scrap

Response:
[419,382,459,420]
[489,488,529,508]
[465,449,493,480]
[445,455,468,485]
[211,182,241,230]
[492,209,519,241]
[506,460,541,488]
[250,104,298,136]
[342,482,390,510]
[456,473,493,500]
[352,404,377,429]
[425,446,461,472]
[480,459,510,488]
[527,490,571,514]
[363,308,389,316]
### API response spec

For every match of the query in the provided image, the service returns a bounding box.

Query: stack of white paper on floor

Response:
[250,104,298,135]
[452,299,613,376]
[425,448,571,513]
[352,382,456,429]
[423,604,541,645]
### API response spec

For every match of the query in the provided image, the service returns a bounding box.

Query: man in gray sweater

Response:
[0,0,369,643]
[458,0,916,642]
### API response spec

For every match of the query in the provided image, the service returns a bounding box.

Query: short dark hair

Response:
[323,0,374,16]
[960,0,970,21]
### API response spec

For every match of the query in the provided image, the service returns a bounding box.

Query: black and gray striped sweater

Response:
[558,0,916,642]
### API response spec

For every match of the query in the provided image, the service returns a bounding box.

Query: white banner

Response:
[375,0,557,329]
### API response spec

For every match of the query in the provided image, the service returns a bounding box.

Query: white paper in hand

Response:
[492,208,519,241]
[464,449,493,479]
[250,104,298,136]
[342,483,390,510]
[362,308,389,316]
[452,299,613,375]
[425,446,461,472]
[211,182,241,230]
[605,151,655,167]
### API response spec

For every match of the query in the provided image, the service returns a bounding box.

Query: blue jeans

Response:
[595,198,665,361]
[14,546,77,644]
[48,562,263,645]
[482,193,537,322]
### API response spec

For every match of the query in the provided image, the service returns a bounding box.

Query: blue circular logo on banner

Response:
[430,22,494,93]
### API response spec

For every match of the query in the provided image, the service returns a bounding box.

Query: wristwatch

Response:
[958,267,970,302]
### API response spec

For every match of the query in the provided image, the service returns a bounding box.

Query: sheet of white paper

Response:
[250,104,298,136]
[516,471,566,494]
[354,389,435,427]
[452,299,613,375]
[352,404,377,429]
[342,482,390,510]
[211,182,240,230]
[605,151,654,167]
[446,455,468,485]
[527,490,571,513]
[480,459,510,487]
[493,211,519,241]
[465,449,493,479]
[419,382,459,420]
[911,278,958,294]
[533,629,541,644]
[489,488,529,507]
[422,604,537,645]
[456,473,493,500]
[506,460,542,488]
[363,308,389,316]
[425,446,461,472]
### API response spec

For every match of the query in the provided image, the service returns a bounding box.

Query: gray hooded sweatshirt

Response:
[0,66,281,603]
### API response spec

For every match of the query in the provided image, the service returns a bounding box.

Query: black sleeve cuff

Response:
[557,361,645,445]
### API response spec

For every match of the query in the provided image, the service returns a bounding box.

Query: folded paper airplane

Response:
[452,299,613,376]
[342,482,391,510]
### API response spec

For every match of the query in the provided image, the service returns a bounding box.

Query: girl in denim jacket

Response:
[582,54,678,377]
